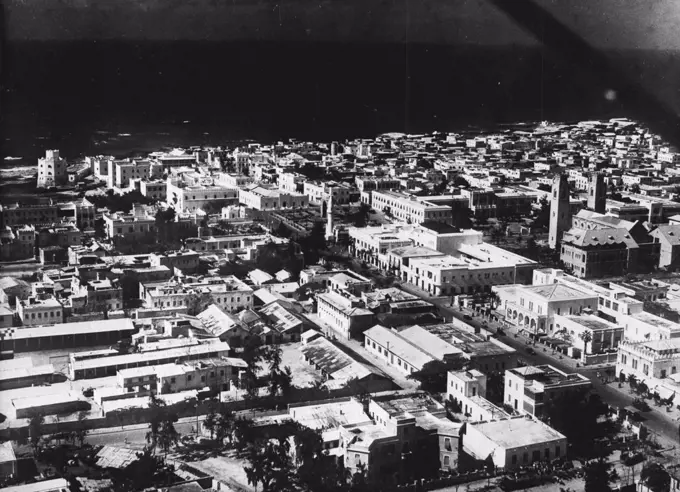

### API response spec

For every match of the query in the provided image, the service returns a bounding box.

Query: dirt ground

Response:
[190,452,253,492]
[255,342,323,389]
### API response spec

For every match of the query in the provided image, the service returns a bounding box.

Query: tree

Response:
[185,292,215,316]
[532,197,550,230]
[94,218,106,238]
[73,411,89,448]
[244,438,296,492]
[579,331,593,354]
[28,414,45,454]
[154,207,177,244]
[146,393,180,455]
[294,424,350,492]
[584,457,618,492]
[352,203,371,228]
[453,175,470,188]
[203,405,218,440]
[215,406,236,446]
[407,357,467,393]
[640,462,670,492]
[113,446,167,492]
[233,417,256,451]
[542,390,610,458]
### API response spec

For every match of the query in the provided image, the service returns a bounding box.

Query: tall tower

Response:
[325,194,334,240]
[37,150,67,189]
[587,172,606,214]
[549,174,572,249]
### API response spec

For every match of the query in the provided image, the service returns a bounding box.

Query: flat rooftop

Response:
[371,392,443,418]
[470,417,566,449]
[288,399,369,430]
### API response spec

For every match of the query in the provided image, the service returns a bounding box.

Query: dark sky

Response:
[5,0,680,50]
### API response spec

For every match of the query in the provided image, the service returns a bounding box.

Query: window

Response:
[187,375,192,382]
[545,448,550,459]
[555,446,561,457]
[201,375,206,382]
[523,452,528,463]
[171,377,176,383]
[444,456,450,466]
[511,455,517,465]
[444,438,451,451]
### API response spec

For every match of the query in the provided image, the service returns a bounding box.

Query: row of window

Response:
[25,310,61,320]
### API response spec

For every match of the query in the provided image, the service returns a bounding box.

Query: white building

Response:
[303,180,353,205]
[37,150,68,188]
[238,185,309,211]
[315,291,375,339]
[16,295,64,327]
[447,370,509,422]
[167,181,237,213]
[617,338,680,381]
[504,365,591,416]
[371,191,452,224]
[141,276,254,313]
[496,282,598,335]
[463,417,567,470]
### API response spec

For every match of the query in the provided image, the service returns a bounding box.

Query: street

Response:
[85,418,202,449]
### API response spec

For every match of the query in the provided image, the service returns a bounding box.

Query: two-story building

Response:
[504,365,592,416]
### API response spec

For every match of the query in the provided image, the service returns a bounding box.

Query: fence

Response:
[583,352,618,366]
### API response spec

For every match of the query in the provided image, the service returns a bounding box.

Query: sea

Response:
[1,41,678,169]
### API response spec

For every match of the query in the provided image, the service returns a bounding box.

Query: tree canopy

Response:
[407,357,467,393]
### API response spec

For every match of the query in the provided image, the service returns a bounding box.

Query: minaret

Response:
[325,194,334,240]
[549,174,572,250]
[587,172,606,214]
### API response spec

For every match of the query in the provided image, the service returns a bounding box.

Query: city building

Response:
[504,365,591,416]
[548,173,572,249]
[587,172,607,213]
[16,295,64,327]
[617,338,680,381]
[116,357,245,394]
[167,181,237,213]
[315,291,375,339]
[303,180,353,205]
[462,416,567,470]
[238,184,309,211]
[650,225,680,269]
[552,312,623,357]
[447,370,509,422]
[69,339,230,380]
[371,191,453,224]
[140,276,254,314]
[496,282,599,335]
[37,150,68,188]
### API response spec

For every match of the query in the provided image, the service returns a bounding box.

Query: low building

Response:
[462,416,567,470]
[238,184,309,211]
[504,365,592,416]
[0,478,70,492]
[167,181,238,213]
[299,335,394,391]
[447,370,509,422]
[16,295,64,327]
[12,392,89,419]
[497,282,598,336]
[69,339,230,380]
[141,276,254,314]
[553,313,623,357]
[617,338,680,382]
[315,291,375,339]
[1,318,135,353]
[0,441,17,479]
[337,392,461,480]
[116,357,246,394]
[371,191,453,224]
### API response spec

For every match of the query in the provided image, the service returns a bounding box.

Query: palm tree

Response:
[579,331,593,354]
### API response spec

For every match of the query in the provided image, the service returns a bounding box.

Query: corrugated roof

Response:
[300,336,376,382]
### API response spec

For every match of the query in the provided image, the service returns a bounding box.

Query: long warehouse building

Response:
[1,319,136,354]
[68,340,231,380]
